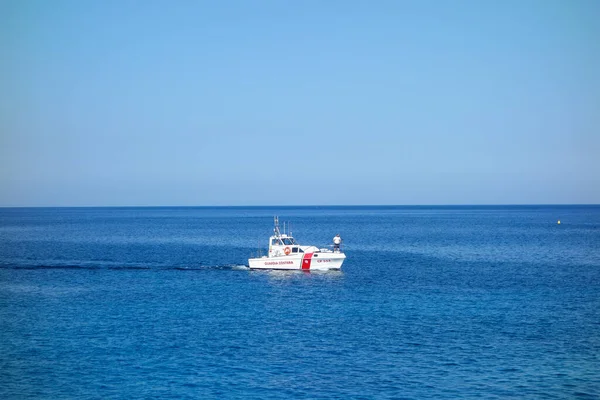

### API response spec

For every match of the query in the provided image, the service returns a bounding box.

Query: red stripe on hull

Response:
[302,253,314,270]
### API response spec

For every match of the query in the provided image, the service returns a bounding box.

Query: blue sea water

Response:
[0,205,599,399]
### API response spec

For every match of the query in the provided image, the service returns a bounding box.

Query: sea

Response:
[0,205,599,399]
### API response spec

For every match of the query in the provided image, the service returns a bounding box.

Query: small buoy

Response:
[557,220,561,225]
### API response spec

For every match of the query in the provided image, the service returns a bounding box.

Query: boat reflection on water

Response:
[250,268,344,282]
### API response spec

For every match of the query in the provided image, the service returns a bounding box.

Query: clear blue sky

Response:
[1,0,598,206]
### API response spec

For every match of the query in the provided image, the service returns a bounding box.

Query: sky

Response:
[1,0,599,206]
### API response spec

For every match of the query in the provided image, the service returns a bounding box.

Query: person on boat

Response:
[333,234,342,252]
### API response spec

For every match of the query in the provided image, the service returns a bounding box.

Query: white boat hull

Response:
[248,252,345,270]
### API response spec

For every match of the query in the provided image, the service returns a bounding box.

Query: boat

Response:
[248,217,346,270]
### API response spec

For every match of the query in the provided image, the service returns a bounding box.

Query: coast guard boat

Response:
[248,217,346,270]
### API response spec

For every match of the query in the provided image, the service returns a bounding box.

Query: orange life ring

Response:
[284,247,291,255]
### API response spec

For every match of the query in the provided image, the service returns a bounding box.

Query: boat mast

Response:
[274,216,281,237]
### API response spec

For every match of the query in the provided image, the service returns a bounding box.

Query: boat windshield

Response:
[282,238,296,245]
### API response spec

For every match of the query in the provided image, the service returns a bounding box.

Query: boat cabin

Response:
[269,234,304,256]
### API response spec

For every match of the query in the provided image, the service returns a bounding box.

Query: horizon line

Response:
[1,204,599,209]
